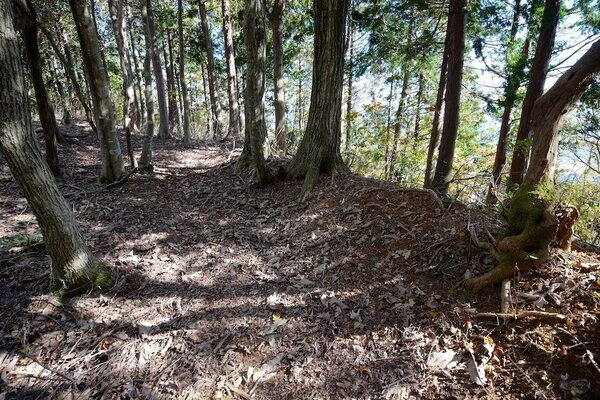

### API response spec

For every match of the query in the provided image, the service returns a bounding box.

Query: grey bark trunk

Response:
[267,0,285,151]
[222,0,241,139]
[145,0,170,140]
[287,0,349,198]
[198,0,222,139]
[345,18,354,153]
[179,0,192,146]
[431,0,466,197]
[68,0,125,183]
[387,62,410,181]
[139,0,155,169]
[108,0,138,168]
[0,1,113,295]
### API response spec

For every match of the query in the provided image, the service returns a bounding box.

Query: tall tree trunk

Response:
[139,0,155,169]
[0,0,114,295]
[40,24,97,134]
[344,17,354,153]
[423,25,450,188]
[296,58,303,132]
[198,0,222,139]
[165,28,179,135]
[13,0,60,176]
[387,62,410,181]
[466,38,600,292]
[383,73,395,177]
[178,0,192,146]
[486,0,526,203]
[68,0,125,183]
[108,0,138,168]
[201,60,213,137]
[145,0,170,140]
[431,0,466,197]
[48,51,72,126]
[127,2,144,128]
[508,0,559,187]
[241,0,272,184]
[287,0,350,199]
[267,0,285,151]
[413,72,424,142]
[222,0,241,139]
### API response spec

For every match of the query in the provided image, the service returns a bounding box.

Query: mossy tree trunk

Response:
[242,0,272,185]
[286,0,350,199]
[68,0,125,183]
[467,38,600,292]
[0,1,114,296]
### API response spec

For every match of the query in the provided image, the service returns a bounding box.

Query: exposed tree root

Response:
[473,310,567,322]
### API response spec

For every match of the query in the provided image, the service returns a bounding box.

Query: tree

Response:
[508,0,559,187]
[0,0,114,295]
[139,0,155,169]
[108,0,138,168]
[267,0,286,152]
[68,0,125,183]
[287,0,350,199]
[466,38,600,292]
[222,0,241,139]
[198,0,222,139]
[178,0,192,146]
[241,0,272,185]
[13,0,60,176]
[145,0,170,140]
[430,0,466,197]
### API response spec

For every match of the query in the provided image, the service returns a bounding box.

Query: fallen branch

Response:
[473,311,567,322]
[103,167,140,190]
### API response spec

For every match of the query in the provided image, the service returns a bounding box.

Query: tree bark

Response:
[68,0,125,183]
[198,0,222,139]
[126,1,144,128]
[413,72,424,142]
[344,17,354,153]
[13,0,60,176]
[287,0,350,199]
[387,62,410,181]
[108,0,137,168]
[165,28,179,135]
[430,0,466,197]
[178,0,192,146]
[241,0,272,185]
[508,0,559,187]
[0,0,114,295]
[139,0,155,169]
[423,23,450,188]
[267,0,285,151]
[222,0,241,139]
[145,0,170,140]
[466,38,600,292]
[201,59,213,137]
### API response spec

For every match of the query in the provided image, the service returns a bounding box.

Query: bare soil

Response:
[1,126,599,399]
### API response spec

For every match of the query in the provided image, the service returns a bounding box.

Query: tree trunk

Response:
[467,38,600,292]
[430,0,466,197]
[287,0,349,199]
[68,0,125,183]
[201,60,213,137]
[241,0,272,185]
[145,0,170,140]
[48,51,72,126]
[508,0,559,187]
[139,0,155,169]
[423,25,450,188]
[127,2,144,128]
[222,0,241,139]
[413,72,424,142]
[387,62,410,181]
[13,0,60,176]
[198,0,222,139]
[267,0,285,152]
[108,0,138,168]
[344,17,354,153]
[165,28,179,135]
[178,0,192,146]
[0,1,114,296]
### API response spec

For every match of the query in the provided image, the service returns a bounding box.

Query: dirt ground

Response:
[1,127,599,399]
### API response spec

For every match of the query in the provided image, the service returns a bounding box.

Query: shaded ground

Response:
[1,126,599,399]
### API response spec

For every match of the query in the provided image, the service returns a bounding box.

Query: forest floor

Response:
[1,125,600,400]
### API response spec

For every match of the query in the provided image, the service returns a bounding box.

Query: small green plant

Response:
[0,233,44,247]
